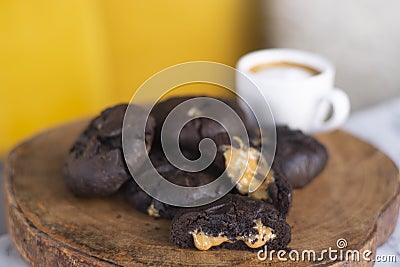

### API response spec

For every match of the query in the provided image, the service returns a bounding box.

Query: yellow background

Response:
[0,0,262,154]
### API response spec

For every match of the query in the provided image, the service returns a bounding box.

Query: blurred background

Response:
[1,0,400,155]
[0,0,262,156]
[0,0,400,234]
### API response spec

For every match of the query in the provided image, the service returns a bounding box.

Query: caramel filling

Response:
[147,201,160,218]
[190,231,231,251]
[238,219,276,248]
[222,136,272,194]
[190,219,276,251]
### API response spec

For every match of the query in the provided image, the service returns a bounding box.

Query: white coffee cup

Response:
[236,49,350,133]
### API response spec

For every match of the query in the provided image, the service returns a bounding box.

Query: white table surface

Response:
[1,98,399,266]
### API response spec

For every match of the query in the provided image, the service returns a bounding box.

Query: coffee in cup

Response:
[236,49,350,133]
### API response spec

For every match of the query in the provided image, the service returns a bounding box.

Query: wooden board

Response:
[4,121,400,266]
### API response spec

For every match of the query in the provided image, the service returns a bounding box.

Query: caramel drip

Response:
[222,136,272,195]
[190,231,231,251]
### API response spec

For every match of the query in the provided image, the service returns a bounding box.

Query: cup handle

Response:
[312,88,350,132]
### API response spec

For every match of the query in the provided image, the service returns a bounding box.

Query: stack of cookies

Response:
[63,96,328,251]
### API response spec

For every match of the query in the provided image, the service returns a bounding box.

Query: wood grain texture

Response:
[4,121,400,266]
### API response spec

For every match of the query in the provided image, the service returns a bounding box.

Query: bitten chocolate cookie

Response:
[171,194,291,251]
[212,136,292,216]
[124,150,219,219]
[274,126,328,188]
[63,104,156,197]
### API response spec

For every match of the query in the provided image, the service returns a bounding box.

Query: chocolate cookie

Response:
[150,96,248,153]
[124,150,219,219]
[274,126,328,188]
[171,194,291,251]
[249,126,328,188]
[63,104,156,197]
